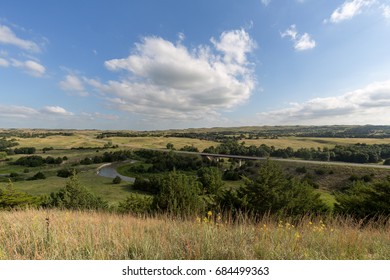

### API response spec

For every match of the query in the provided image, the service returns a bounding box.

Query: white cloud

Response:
[40,106,73,116]
[10,59,46,77]
[0,105,39,119]
[211,29,256,64]
[24,60,46,77]
[257,79,390,125]
[0,23,46,77]
[281,25,316,51]
[0,24,40,52]
[0,57,9,67]
[328,0,375,23]
[59,74,89,96]
[261,0,271,6]
[382,4,390,18]
[81,112,119,121]
[294,33,316,51]
[96,29,256,121]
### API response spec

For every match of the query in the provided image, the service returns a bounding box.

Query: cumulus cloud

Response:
[24,60,46,77]
[257,79,390,125]
[281,25,316,51]
[10,59,46,77]
[0,24,40,52]
[0,23,46,77]
[59,74,89,96]
[95,29,256,121]
[327,0,375,23]
[41,106,73,116]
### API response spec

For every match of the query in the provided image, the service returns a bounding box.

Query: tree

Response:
[166,143,175,150]
[0,180,41,209]
[30,171,46,180]
[46,172,107,210]
[118,194,153,214]
[153,171,204,216]
[237,160,328,217]
[335,179,390,219]
[197,167,224,195]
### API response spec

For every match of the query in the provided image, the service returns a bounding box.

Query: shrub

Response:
[14,155,45,167]
[295,166,307,174]
[315,169,326,175]
[57,168,76,178]
[237,160,328,217]
[112,176,122,184]
[30,171,46,180]
[335,179,390,219]
[197,167,224,195]
[118,194,153,214]
[153,171,204,216]
[46,173,107,210]
[0,180,41,209]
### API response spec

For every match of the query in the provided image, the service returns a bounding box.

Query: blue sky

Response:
[1,0,390,130]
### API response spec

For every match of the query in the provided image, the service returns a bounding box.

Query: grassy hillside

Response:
[0,209,388,260]
[242,137,390,149]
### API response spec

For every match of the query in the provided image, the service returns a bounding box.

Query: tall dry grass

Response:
[0,209,389,260]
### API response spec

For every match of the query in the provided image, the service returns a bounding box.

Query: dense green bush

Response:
[57,168,77,178]
[13,155,63,167]
[0,181,41,209]
[197,167,224,195]
[46,173,107,210]
[112,176,122,184]
[335,179,390,219]
[153,171,204,216]
[118,194,153,214]
[29,171,46,180]
[226,161,329,217]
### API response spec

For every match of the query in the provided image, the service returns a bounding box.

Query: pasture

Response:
[0,209,388,259]
[2,130,390,207]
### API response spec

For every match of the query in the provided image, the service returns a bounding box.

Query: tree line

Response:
[203,140,390,164]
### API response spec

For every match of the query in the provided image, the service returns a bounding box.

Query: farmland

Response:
[1,126,390,260]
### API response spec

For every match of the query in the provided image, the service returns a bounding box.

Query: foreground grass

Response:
[0,209,389,260]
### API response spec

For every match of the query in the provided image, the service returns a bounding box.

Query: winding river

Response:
[97,162,135,183]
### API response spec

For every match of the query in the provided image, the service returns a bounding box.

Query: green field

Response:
[2,129,390,207]
[242,137,390,149]
[1,128,390,260]
[12,129,390,151]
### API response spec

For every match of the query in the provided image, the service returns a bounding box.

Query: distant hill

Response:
[3,125,390,139]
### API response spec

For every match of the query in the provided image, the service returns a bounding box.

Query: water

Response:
[97,163,135,183]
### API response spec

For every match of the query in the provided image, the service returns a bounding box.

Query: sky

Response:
[1,0,390,130]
